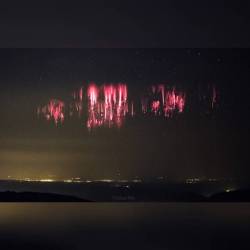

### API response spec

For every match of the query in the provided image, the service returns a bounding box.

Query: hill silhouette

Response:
[209,189,250,202]
[0,191,91,202]
[1,189,250,202]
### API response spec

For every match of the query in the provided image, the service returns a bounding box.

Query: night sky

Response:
[1,2,250,48]
[0,49,250,180]
[0,2,250,181]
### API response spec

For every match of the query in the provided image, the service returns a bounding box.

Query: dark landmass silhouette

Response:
[1,188,250,202]
[112,189,250,202]
[162,189,250,202]
[163,191,206,202]
[209,189,250,202]
[0,191,91,202]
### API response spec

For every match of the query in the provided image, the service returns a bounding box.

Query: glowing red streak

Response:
[163,89,185,117]
[48,100,65,124]
[151,100,160,114]
[152,85,156,94]
[87,83,99,129]
[38,99,65,125]
[142,85,186,117]
[70,87,84,117]
[86,83,128,129]
[158,84,165,105]
[103,85,115,123]
[88,83,98,106]
[103,84,128,128]
[79,87,83,101]
[176,94,185,113]
[212,85,217,109]
[131,102,134,117]
[37,82,220,130]
[141,97,148,114]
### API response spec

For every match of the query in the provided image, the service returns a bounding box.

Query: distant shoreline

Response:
[1,189,250,202]
[0,191,91,202]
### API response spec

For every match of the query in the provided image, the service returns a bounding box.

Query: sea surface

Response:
[0,203,249,249]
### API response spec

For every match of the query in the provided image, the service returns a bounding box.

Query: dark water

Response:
[0,203,249,250]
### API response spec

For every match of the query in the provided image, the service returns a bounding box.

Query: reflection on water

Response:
[0,203,249,250]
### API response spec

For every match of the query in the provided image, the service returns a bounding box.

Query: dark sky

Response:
[0,2,250,48]
[0,49,249,180]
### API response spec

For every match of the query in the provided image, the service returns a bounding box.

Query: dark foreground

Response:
[1,189,250,202]
[0,203,249,250]
[0,191,90,202]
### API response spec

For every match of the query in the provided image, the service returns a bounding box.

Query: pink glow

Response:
[87,83,100,129]
[142,85,186,117]
[88,83,99,106]
[163,89,185,117]
[151,100,160,114]
[38,99,65,125]
[141,97,148,114]
[212,85,217,109]
[71,87,84,117]
[158,84,165,104]
[87,83,129,129]
[37,82,219,130]
[79,87,83,101]
[131,102,135,117]
[152,85,156,94]
[176,94,185,113]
